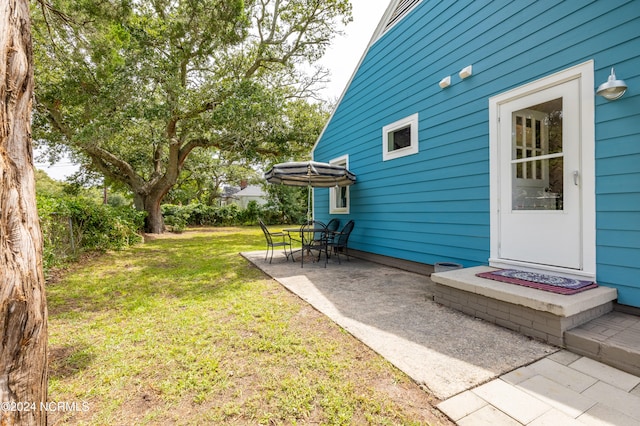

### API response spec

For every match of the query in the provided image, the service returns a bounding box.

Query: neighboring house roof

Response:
[234,185,266,197]
[221,186,239,199]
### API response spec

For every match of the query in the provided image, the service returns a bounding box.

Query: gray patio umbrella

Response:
[264,160,356,220]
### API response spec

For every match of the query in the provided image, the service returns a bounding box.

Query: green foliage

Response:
[241,200,261,225]
[61,197,145,250]
[34,169,66,197]
[105,192,132,207]
[161,200,289,230]
[162,203,242,229]
[264,184,308,224]
[160,204,191,232]
[31,0,349,230]
[37,196,71,270]
[212,203,241,225]
[164,151,262,206]
[37,194,145,271]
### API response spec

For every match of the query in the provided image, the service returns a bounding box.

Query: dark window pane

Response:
[389,126,411,151]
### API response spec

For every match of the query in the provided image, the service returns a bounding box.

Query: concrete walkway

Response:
[439,350,640,425]
[242,251,640,425]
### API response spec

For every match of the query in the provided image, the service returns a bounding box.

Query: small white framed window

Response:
[330,155,350,214]
[382,113,419,161]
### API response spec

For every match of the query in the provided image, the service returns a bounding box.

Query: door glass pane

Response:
[512,98,563,211]
[512,158,563,210]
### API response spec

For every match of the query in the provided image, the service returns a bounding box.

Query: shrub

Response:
[240,201,261,225]
[263,185,307,224]
[38,195,73,270]
[161,202,276,229]
[161,204,191,232]
[37,194,145,271]
[212,204,241,225]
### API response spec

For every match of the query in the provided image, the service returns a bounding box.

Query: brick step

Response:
[431,266,617,346]
[564,311,640,377]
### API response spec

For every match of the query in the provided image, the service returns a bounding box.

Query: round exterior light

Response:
[596,68,627,100]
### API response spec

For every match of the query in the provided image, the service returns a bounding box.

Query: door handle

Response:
[573,170,579,186]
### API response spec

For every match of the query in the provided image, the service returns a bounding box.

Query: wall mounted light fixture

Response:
[596,68,627,100]
[459,65,473,79]
[439,76,451,89]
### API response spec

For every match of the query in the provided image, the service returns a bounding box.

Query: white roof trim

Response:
[381,0,423,34]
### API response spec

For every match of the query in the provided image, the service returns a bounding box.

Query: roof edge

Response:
[311,0,403,158]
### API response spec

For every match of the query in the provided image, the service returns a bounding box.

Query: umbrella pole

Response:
[307,164,312,223]
[307,185,311,222]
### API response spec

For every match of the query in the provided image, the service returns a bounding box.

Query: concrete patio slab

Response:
[242,251,555,400]
[471,379,553,424]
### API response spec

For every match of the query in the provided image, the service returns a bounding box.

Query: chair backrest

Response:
[327,218,340,232]
[258,219,273,244]
[336,220,355,246]
[300,221,326,246]
[312,220,327,241]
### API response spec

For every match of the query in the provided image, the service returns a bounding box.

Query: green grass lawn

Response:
[46,227,448,425]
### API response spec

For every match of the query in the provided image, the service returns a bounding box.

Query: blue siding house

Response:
[311,0,640,308]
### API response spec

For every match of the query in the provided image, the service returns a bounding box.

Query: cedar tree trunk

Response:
[0,1,48,424]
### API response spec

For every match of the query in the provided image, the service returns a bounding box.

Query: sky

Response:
[35,0,391,180]
[318,0,390,100]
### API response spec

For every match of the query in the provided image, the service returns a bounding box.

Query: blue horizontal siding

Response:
[597,230,640,249]
[595,10,640,309]
[597,212,640,232]
[596,194,640,214]
[597,154,640,177]
[596,264,640,307]
[313,0,640,306]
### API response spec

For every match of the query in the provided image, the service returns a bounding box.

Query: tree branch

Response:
[84,145,146,191]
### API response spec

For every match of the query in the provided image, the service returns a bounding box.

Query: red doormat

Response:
[476,269,598,295]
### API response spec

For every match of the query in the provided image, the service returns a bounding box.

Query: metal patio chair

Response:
[259,219,293,263]
[326,218,341,233]
[299,221,328,268]
[327,220,355,264]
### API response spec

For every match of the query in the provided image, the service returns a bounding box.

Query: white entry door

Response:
[498,78,582,269]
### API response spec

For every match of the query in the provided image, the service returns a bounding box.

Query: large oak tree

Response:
[33,0,351,232]
[1,0,48,424]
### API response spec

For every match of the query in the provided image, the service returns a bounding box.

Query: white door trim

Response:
[488,60,596,279]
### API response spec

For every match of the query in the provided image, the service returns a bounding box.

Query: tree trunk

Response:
[0,1,48,425]
[134,191,166,234]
